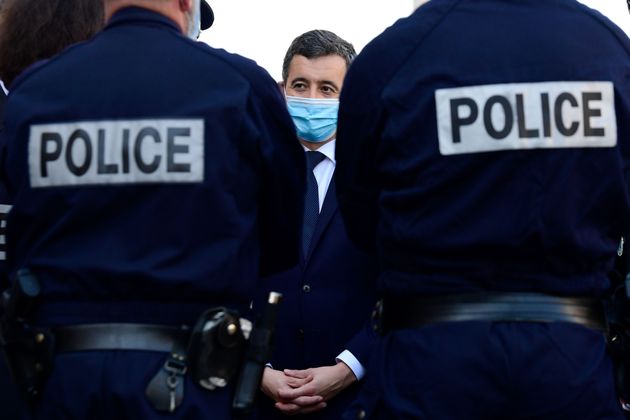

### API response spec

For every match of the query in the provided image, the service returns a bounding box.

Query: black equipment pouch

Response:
[0,269,54,402]
[145,351,188,412]
[606,237,630,415]
[145,307,249,413]
[188,307,250,391]
[605,283,630,414]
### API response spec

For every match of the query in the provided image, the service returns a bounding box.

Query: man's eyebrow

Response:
[289,77,309,84]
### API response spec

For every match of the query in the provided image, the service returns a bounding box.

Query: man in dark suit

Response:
[256,30,379,418]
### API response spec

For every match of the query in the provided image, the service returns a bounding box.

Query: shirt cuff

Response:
[336,349,365,381]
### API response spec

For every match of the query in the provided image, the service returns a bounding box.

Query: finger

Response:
[286,376,313,388]
[286,395,324,406]
[275,402,302,415]
[284,369,311,379]
[278,384,317,400]
[299,402,328,414]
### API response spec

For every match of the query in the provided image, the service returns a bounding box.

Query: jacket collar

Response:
[105,6,181,34]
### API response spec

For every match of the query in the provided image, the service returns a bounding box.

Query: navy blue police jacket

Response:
[255,177,378,418]
[336,0,630,298]
[0,88,22,420]
[0,88,7,291]
[0,7,305,326]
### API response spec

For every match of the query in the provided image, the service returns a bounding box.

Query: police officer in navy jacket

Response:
[336,0,630,418]
[0,87,7,285]
[0,86,23,420]
[0,0,304,418]
[256,30,378,419]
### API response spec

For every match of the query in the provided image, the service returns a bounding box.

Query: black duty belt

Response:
[53,323,190,353]
[381,293,606,334]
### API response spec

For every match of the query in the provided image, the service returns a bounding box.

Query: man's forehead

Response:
[287,54,347,82]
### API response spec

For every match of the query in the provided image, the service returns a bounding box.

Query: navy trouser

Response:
[25,350,238,420]
[0,356,26,420]
[345,322,624,419]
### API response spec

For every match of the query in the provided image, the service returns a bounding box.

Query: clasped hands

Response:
[261,362,357,415]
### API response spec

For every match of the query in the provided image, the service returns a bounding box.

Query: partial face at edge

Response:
[185,0,201,39]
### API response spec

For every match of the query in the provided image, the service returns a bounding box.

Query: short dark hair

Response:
[282,30,356,82]
[0,0,104,86]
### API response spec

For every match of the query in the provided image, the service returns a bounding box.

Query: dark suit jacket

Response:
[255,178,379,419]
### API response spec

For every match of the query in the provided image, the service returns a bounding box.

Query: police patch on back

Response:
[29,119,205,187]
[435,81,616,155]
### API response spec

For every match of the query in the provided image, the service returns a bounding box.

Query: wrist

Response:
[335,361,357,387]
[261,367,274,393]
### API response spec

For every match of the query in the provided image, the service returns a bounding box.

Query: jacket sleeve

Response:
[342,316,378,373]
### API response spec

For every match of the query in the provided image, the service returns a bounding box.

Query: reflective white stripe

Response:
[436,81,617,155]
[0,204,9,262]
[29,119,205,187]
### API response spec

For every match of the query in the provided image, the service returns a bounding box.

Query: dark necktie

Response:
[302,151,326,257]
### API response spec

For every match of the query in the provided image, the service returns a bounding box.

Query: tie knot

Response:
[306,151,326,171]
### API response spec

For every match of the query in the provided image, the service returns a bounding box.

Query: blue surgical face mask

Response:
[187,0,201,40]
[285,95,339,143]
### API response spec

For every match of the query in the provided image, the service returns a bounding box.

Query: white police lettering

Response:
[29,119,204,187]
[0,204,11,261]
[435,81,616,155]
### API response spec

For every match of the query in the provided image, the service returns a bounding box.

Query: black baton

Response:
[232,291,282,416]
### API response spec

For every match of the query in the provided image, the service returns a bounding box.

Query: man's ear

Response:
[179,0,193,13]
[277,81,287,98]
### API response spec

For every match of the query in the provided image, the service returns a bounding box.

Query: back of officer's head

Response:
[282,30,356,82]
[0,0,104,86]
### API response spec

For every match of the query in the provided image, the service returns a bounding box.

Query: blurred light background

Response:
[199,0,630,81]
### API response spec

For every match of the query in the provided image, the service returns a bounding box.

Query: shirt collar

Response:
[302,139,336,165]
